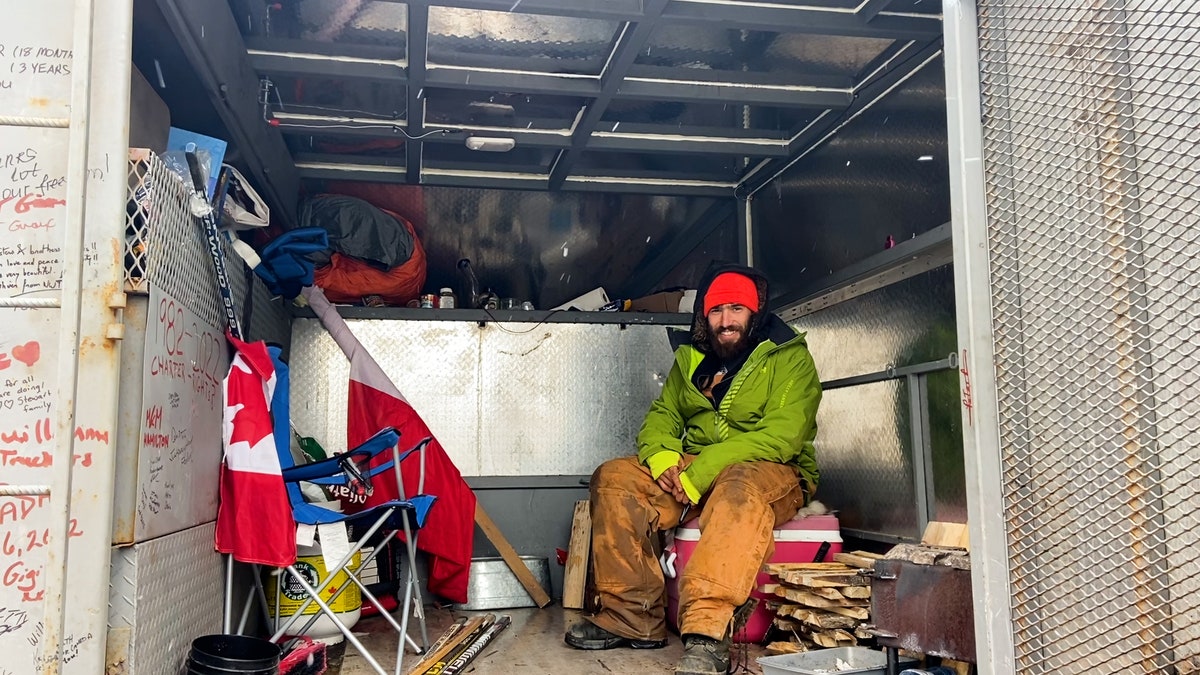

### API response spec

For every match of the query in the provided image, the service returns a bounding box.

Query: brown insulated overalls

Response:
[585,455,804,641]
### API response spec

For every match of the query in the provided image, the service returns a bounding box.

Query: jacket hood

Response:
[690,261,793,354]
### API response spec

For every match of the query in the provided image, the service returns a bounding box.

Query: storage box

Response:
[757,646,916,675]
[129,66,170,154]
[453,556,552,611]
[552,287,610,311]
[666,514,842,643]
[627,290,684,313]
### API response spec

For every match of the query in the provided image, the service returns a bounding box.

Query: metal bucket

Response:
[454,556,552,611]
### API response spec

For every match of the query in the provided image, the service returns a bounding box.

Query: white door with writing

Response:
[0,1,133,673]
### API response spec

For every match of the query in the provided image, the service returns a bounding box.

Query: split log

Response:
[774,606,859,630]
[833,552,879,569]
[775,586,869,608]
[777,570,870,587]
[765,641,808,655]
[810,629,857,648]
[841,585,872,599]
[764,562,852,576]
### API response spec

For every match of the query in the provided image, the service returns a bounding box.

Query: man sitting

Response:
[564,264,822,675]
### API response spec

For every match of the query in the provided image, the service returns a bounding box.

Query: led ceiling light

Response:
[465,136,516,152]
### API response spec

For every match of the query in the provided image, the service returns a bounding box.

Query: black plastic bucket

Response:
[187,634,281,675]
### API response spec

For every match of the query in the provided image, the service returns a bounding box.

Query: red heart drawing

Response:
[11,341,40,367]
[0,354,9,370]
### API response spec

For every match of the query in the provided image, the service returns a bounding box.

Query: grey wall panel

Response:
[792,267,961,539]
[926,368,967,524]
[753,57,950,305]
[655,223,740,294]
[796,267,957,381]
[816,379,917,538]
[289,317,678,476]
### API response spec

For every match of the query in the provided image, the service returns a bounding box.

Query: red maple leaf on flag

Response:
[227,389,273,448]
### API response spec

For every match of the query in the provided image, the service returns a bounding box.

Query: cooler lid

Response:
[675,520,843,543]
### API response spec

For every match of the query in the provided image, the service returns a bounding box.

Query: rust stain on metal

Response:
[870,559,976,662]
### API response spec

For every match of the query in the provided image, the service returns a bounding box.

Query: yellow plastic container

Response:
[266,544,362,644]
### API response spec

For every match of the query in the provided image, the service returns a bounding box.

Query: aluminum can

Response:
[419,294,438,308]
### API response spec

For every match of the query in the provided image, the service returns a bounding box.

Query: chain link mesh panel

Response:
[124,149,291,347]
[977,3,1200,673]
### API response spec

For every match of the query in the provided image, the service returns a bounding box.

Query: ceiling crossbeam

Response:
[367,0,939,40]
[406,1,430,183]
[551,0,674,189]
[737,39,944,197]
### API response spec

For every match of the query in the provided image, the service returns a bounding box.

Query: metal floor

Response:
[340,605,769,674]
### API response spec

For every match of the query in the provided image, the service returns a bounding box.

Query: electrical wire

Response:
[477,307,566,334]
[276,101,403,120]
[259,76,450,139]
[269,120,454,140]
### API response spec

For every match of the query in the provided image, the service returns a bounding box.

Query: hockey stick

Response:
[184,150,243,340]
[421,615,494,675]
[406,615,489,675]
[440,615,511,675]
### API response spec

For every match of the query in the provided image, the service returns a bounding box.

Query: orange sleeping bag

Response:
[313,208,427,306]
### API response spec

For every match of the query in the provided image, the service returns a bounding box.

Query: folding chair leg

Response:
[236,564,275,636]
[285,564,389,675]
[397,562,415,675]
[291,530,397,638]
[291,534,422,658]
[401,523,429,649]
[223,554,235,634]
[271,508,395,641]
[237,582,255,635]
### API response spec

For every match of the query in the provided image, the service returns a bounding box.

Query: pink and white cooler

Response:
[665,514,842,643]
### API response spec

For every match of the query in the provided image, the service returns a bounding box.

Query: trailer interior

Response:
[9,1,1200,674]
[133,0,959,673]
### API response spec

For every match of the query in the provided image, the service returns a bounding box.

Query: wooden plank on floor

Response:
[474,503,552,608]
[561,500,591,610]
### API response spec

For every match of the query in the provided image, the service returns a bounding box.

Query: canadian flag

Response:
[304,286,476,604]
[215,335,297,567]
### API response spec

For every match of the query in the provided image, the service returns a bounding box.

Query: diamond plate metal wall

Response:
[125,150,292,349]
[976,3,1200,673]
[289,318,679,476]
[108,522,223,673]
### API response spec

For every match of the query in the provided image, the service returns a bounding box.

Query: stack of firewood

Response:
[761,551,884,655]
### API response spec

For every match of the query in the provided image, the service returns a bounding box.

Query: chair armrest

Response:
[343,437,436,478]
[394,437,433,466]
[281,427,400,483]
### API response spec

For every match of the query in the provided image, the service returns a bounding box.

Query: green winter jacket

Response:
[636,264,821,501]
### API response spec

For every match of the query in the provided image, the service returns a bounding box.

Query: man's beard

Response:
[710,325,750,359]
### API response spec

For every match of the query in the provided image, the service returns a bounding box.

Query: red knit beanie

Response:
[703,272,760,314]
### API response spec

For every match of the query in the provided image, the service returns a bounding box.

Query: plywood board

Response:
[561,500,590,610]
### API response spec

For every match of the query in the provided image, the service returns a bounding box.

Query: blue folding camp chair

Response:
[232,346,437,675]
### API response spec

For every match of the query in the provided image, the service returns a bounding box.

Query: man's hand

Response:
[655,463,692,505]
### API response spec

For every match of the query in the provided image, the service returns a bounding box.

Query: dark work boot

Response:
[564,620,668,650]
[675,634,731,675]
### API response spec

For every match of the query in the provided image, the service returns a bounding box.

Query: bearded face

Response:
[707,304,754,359]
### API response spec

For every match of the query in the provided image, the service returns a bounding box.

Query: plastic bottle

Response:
[439,287,457,309]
